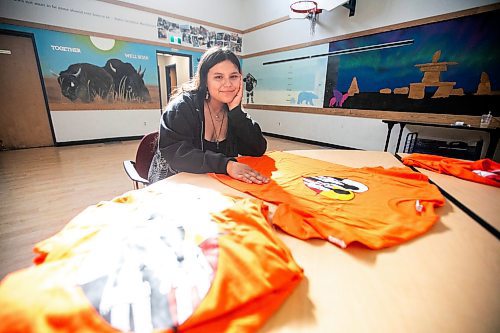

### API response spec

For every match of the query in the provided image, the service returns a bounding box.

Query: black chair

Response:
[123,131,159,189]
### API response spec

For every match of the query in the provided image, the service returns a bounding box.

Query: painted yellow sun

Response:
[89,36,115,51]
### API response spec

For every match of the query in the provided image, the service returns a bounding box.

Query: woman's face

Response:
[206,60,241,104]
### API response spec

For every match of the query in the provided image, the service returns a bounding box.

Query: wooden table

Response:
[163,150,500,332]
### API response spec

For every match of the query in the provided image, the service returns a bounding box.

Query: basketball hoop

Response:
[290,1,322,35]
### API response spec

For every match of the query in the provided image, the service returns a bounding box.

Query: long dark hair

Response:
[172,47,241,101]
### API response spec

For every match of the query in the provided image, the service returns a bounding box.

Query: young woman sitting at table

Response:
[148,47,269,185]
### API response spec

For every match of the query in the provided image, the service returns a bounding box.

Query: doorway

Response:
[156,52,192,110]
[165,64,177,101]
[0,30,54,149]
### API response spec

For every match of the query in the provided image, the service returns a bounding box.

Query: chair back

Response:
[135,132,159,180]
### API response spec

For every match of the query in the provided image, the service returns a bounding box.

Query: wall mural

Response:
[157,17,242,53]
[242,44,329,107]
[37,30,161,110]
[324,10,500,116]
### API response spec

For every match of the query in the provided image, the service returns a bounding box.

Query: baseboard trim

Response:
[56,133,358,151]
[263,132,360,151]
[55,136,142,147]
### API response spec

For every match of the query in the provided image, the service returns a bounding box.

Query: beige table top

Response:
[164,150,500,333]
[398,153,500,230]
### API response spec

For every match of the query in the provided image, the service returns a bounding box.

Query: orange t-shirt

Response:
[0,184,303,333]
[402,153,500,187]
[212,151,445,249]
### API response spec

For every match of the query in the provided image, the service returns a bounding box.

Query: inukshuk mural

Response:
[408,50,461,99]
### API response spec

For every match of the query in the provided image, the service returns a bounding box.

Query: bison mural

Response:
[56,63,113,102]
[104,59,151,102]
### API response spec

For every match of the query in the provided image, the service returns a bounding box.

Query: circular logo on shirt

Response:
[303,175,368,201]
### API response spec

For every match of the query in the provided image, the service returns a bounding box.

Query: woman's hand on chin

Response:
[227,80,243,111]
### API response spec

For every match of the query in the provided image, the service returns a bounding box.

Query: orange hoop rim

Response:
[290,1,322,14]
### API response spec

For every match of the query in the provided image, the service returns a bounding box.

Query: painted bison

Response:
[57,63,113,102]
[104,59,151,102]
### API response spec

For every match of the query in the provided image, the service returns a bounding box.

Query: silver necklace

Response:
[214,111,223,121]
[206,102,225,149]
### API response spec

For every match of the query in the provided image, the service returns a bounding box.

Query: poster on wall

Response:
[37,30,160,111]
[157,17,242,53]
[242,45,329,106]
[323,10,500,116]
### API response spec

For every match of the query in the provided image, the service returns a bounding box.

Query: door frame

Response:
[155,50,193,111]
[0,29,56,145]
[165,64,176,101]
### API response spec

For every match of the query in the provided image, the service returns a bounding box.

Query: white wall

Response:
[247,108,495,157]
[1,0,157,43]
[118,0,247,30]
[246,109,391,150]
[51,110,160,142]
[2,0,494,58]
[241,0,498,157]
[0,0,242,47]
[241,0,289,29]
[243,0,499,54]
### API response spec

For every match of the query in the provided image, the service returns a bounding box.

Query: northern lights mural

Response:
[324,10,500,116]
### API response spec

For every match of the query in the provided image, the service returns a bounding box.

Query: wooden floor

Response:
[0,136,326,279]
